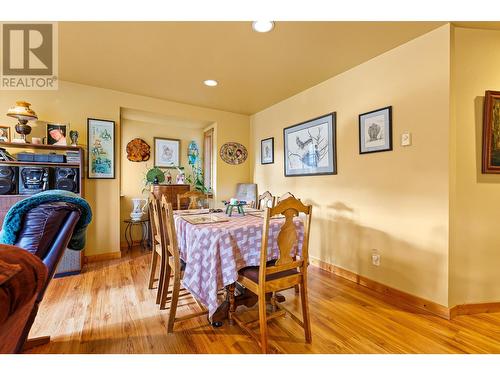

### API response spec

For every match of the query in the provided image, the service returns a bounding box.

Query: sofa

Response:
[0,201,82,353]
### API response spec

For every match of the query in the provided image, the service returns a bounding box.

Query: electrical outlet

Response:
[401,131,412,146]
[371,253,381,266]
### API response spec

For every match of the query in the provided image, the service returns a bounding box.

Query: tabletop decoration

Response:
[223,199,247,216]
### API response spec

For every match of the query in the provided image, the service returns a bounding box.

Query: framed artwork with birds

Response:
[283,112,336,177]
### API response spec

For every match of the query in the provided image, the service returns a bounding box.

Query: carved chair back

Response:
[257,191,275,210]
[161,196,181,267]
[259,196,312,283]
[277,192,296,203]
[149,193,166,253]
[177,190,207,210]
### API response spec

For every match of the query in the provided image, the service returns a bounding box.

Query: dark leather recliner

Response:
[0,201,82,353]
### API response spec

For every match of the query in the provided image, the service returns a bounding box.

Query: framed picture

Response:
[359,106,392,154]
[283,113,337,177]
[47,123,68,146]
[261,137,274,164]
[0,126,10,142]
[87,118,115,179]
[154,137,180,168]
[482,90,500,174]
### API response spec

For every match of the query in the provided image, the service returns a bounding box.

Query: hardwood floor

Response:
[27,247,500,354]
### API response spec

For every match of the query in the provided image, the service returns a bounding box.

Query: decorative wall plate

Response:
[126,138,150,162]
[220,142,248,165]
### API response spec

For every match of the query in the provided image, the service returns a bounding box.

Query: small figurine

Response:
[166,170,172,184]
[176,167,185,184]
[176,172,185,184]
[69,130,79,146]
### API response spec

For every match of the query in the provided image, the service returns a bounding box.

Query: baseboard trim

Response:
[310,257,451,320]
[84,251,122,264]
[450,302,500,318]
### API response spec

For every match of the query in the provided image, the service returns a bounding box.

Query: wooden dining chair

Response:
[147,193,168,305]
[256,191,275,210]
[277,192,301,294]
[230,196,313,353]
[160,196,208,333]
[177,190,207,210]
[277,192,296,203]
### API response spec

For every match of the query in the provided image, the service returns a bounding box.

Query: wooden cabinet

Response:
[150,184,190,210]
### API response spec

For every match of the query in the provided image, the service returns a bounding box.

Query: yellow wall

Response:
[0,81,250,256]
[450,27,500,306]
[250,25,451,305]
[120,111,206,243]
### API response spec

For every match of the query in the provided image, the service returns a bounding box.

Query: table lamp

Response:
[6,101,38,143]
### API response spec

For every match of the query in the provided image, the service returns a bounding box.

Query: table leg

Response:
[228,283,236,325]
[141,222,147,250]
[125,223,132,251]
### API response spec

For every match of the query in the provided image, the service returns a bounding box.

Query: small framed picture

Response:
[359,106,392,154]
[482,90,500,173]
[261,137,274,164]
[47,123,68,146]
[0,126,10,142]
[154,137,180,168]
[88,118,115,179]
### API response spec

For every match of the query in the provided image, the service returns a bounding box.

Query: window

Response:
[203,128,214,191]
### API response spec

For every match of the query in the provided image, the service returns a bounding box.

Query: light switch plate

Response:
[401,131,412,146]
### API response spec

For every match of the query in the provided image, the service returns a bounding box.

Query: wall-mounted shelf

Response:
[0,160,81,167]
[0,141,83,152]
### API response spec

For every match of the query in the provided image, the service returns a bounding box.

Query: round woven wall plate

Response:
[126,138,150,162]
[220,142,248,165]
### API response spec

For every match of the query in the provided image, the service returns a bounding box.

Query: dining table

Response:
[173,209,305,323]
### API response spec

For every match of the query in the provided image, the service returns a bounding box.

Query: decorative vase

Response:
[130,197,147,221]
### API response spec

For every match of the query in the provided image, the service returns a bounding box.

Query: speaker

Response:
[0,166,17,195]
[55,167,79,193]
[19,167,51,195]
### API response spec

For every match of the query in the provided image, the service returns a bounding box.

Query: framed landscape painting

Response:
[261,137,274,164]
[359,106,392,154]
[482,90,500,174]
[88,118,115,179]
[283,113,336,177]
[154,137,180,168]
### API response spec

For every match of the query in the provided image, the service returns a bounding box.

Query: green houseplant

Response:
[142,166,165,194]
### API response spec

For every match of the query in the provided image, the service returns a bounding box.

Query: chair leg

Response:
[258,294,268,354]
[159,259,171,309]
[22,336,50,351]
[293,256,300,294]
[148,251,158,289]
[167,275,181,333]
[300,281,312,343]
[156,254,165,305]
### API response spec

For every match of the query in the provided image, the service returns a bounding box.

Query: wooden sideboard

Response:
[150,184,190,210]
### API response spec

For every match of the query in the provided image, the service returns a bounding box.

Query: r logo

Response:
[2,23,53,76]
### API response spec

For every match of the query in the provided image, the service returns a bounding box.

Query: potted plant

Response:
[185,161,210,194]
[142,166,165,194]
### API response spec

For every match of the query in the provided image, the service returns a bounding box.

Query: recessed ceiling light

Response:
[252,21,274,33]
[203,79,218,87]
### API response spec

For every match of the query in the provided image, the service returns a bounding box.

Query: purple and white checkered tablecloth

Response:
[174,213,305,318]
